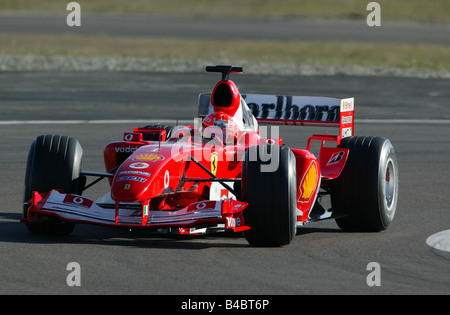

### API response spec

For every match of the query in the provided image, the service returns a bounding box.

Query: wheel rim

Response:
[384,158,396,213]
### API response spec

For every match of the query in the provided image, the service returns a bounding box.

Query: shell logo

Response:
[132,154,165,162]
[300,162,318,202]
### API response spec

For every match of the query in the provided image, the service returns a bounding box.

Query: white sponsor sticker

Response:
[129,162,150,169]
[340,98,354,112]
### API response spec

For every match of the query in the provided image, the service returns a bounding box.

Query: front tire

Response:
[23,135,83,235]
[241,145,297,246]
[331,136,398,231]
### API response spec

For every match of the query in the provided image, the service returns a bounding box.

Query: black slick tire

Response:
[331,136,398,232]
[23,135,83,235]
[241,145,297,246]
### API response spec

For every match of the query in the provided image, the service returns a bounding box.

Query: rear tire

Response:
[331,136,398,232]
[241,145,297,246]
[23,135,83,235]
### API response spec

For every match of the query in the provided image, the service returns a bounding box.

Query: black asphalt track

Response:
[0,72,449,295]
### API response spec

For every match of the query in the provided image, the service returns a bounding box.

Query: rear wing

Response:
[198,93,354,143]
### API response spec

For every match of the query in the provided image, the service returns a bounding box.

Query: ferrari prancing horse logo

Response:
[211,152,218,176]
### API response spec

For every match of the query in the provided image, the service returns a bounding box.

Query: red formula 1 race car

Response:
[22,65,398,246]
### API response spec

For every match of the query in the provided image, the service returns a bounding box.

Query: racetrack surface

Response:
[0,72,449,295]
[1,12,450,45]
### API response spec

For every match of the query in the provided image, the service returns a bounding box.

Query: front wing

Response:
[23,190,250,233]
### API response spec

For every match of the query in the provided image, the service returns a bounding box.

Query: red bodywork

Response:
[24,67,354,235]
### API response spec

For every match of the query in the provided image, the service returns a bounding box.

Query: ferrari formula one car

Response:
[22,65,398,246]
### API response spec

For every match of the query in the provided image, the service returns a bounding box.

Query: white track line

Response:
[0,119,449,125]
[0,119,194,125]
[356,119,450,124]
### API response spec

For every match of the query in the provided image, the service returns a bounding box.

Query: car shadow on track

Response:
[297,226,343,235]
[1,212,344,249]
[0,212,250,249]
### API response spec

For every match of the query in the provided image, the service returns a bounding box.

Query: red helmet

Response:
[202,112,239,144]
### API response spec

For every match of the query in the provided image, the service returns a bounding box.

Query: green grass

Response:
[2,33,449,70]
[1,1,448,71]
[1,0,449,24]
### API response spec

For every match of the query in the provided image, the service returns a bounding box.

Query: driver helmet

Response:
[202,112,239,144]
